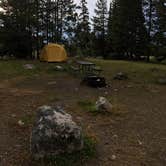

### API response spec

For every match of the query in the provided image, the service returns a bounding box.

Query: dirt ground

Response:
[0,61,166,166]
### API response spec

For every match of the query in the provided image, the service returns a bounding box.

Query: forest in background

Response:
[0,0,165,62]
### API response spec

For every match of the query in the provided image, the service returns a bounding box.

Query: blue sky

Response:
[75,0,111,17]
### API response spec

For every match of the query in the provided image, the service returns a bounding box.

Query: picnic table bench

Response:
[70,60,103,76]
[92,66,103,75]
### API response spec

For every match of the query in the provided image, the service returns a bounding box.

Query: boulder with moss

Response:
[30,106,83,159]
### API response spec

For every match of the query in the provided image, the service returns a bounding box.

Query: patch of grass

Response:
[47,95,61,102]
[77,99,127,116]
[0,60,69,79]
[77,100,98,113]
[21,114,35,126]
[88,58,166,85]
[35,136,96,166]
[77,99,126,115]
[1,59,166,85]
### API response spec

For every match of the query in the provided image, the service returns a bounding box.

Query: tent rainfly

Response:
[40,43,68,62]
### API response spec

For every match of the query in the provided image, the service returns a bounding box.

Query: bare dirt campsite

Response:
[0,59,166,166]
[0,0,165,165]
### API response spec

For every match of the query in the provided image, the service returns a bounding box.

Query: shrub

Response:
[154,47,166,62]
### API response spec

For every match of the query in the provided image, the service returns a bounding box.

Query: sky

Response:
[75,0,111,17]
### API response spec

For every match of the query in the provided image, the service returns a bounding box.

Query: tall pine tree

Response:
[107,1,113,55]
[110,0,148,59]
[76,0,90,56]
[0,0,34,57]
[155,0,166,46]
[92,0,108,57]
[62,0,78,54]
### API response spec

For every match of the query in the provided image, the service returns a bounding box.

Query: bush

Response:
[106,52,125,60]
[32,136,96,166]
[155,47,166,62]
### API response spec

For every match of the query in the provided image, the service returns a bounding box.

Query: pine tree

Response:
[110,0,129,57]
[0,0,34,57]
[76,0,90,55]
[144,0,158,37]
[107,1,112,40]
[92,0,108,57]
[62,0,78,54]
[155,0,166,46]
[107,1,113,54]
[143,0,158,61]
[110,0,148,59]
[134,0,148,58]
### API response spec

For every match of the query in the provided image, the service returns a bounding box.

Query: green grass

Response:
[88,58,166,84]
[77,99,127,116]
[0,59,166,84]
[33,136,96,166]
[21,114,35,126]
[77,100,98,113]
[0,60,68,79]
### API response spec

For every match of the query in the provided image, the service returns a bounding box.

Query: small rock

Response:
[48,81,57,85]
[54,65,64,71]
[126,85,133,88]
[114,89,118,92]
[2,55,10,60]
[112,134,118,138]
[157,78,166,85]
[111,155,116,160]
[138,140,143,145]
[18,120,24,126]
[23,64,35,70]
[11,114,16,118]
[114,72,128,80]
[76,116,83,121]
[31,106,83,159]
[96,97,113,112]
[104,91,108,95]
[75,88,79,91]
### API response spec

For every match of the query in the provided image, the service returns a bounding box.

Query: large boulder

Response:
[96,97,113,112]
[30,106,83,159]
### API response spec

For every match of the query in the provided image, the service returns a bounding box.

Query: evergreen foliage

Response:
[0,0,165,61]
[92,0,108,57]
[76,0,90,56]
[109,0,148,59]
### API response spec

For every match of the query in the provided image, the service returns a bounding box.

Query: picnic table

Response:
[76,60,95,75]
[70,60,102,76]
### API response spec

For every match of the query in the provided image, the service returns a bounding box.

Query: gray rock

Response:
[30,106,83,159]
[2,55,10,60]
[54,65,64,71]
[157,78,166,85]
[96,97,113,112]
[23,64,35,70]
[113,72,128,80]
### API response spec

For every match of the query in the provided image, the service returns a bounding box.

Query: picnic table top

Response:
[76,60,95,65]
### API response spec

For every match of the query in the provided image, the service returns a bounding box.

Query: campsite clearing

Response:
[0,59,166,166]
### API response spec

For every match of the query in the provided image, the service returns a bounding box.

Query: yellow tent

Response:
[40,43,68,62]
